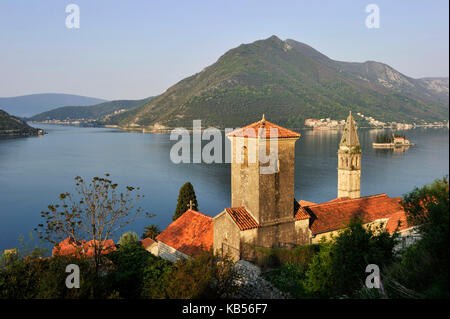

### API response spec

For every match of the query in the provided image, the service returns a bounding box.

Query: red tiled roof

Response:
[226,117,301,139]
[295,206,310,220]
[298,200,316,206]
[302,194,410,235]
[156,209,213,257]
[225,207,260,230]
[52,237,116,258]
[141,237,156,249]
[325,197,351,203]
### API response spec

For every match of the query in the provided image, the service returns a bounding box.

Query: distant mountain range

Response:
[110,36,448,129]
[30,97,155,123]
[0,93,107,117]
[22,36,450,129]
[0,110,42,136]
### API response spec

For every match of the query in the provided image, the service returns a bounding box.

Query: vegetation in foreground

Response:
[0,243,237,299]
[263,176,449,299]
[0,177,447,299]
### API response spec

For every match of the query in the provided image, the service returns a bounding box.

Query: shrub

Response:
[118,232,139,246]
[163,250,238,299]
[303,218,397,298]
[0,256,104,299]
[384,176,449,298]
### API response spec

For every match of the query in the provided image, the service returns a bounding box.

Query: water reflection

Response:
[0,125,448,250]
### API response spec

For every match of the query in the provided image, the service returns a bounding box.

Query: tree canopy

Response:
[173,182,198,221]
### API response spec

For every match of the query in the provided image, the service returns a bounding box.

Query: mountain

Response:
[30,97,155,123]
[0,93,107,117]
[416,77,449,103]
[115,36,448,129]
[285,41,449,105]
[0,110,42,136]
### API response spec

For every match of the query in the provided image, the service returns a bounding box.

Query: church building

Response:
[155,112,415,262]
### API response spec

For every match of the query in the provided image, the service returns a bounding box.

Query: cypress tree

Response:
[173,182,198,221]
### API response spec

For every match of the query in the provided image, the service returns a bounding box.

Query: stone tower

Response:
[337,111,361,199]
[227,115,301,225]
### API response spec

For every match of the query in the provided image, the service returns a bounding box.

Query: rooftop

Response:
[225,206,260,230]
[298,194,410,234]
[141,237,156,250]
[156,209,213,257]
[226,115,301,139]
[52,237,117,258]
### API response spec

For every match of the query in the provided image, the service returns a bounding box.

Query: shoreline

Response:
[28,121,450,135]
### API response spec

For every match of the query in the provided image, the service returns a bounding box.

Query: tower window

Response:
[241,146,248,167]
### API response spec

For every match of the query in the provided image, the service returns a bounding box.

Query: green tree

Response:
[303,218,397,298]
[173,182,198,221]
[141,224,161,240]
[106,243,163,298]
[385,176,449,298]
[0,255,104,299]
[118,232,139,246]
[163,250,238,299]
[302,242,334,297]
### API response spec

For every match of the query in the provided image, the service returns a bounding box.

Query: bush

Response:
[303,218,397,298]
[163,250,238,299]
[251,244,319,269]
[302,242,334,297]
[106,243,171,298]
[384,176,449,298]
[118,232,139,246]
[0,256,104,299]
[265,262,309,298]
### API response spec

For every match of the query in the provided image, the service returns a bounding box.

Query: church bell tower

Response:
[337,111,361,199]
[227,115,301,225]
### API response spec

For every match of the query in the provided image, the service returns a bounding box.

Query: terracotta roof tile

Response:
[156,209,213,257]
[52,237,116,258]
[295,206,310,220]
[303,194,410,235]
[226,118,301,139]
[298,200,316,206]
[225,207,260,230]
[141,237,156,249]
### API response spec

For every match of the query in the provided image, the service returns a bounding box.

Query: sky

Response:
[0,0,448,100]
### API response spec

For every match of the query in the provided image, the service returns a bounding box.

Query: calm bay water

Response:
[0,124,448,251]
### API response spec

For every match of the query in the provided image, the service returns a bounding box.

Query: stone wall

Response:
[337,168,361,199]
[230,137,298,225]
[213,211,241,261]
[233,260,288,299]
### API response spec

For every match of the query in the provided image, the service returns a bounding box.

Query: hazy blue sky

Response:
[0,0,448,100]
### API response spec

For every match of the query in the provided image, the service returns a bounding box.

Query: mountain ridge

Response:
[30,97,155,123]
[0,93,107,117]
[114,35,448,129]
